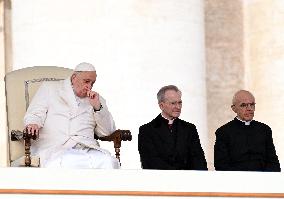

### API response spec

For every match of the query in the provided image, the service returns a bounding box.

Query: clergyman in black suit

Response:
[138,85,207,170]
[214,90,281,172]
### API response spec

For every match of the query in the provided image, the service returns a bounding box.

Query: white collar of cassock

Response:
[161,113,175,124]
[236,117,252,125]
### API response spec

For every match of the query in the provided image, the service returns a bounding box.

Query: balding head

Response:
[231,90,256,121]
[232,90,255,105]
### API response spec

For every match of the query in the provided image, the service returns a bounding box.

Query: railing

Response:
[0,168,283,198]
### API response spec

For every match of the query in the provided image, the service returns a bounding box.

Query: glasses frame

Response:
[232,102,256,109]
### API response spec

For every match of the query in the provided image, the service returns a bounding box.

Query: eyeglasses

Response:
[164,100,183,107]
[233,103,256,109]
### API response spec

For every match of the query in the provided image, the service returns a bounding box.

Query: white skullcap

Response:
[74,62,96,72]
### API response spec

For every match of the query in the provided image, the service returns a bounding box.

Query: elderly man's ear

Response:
[231,105,237,113]
[71,74,76,81]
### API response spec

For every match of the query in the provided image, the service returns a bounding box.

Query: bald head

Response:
[232,90,255,105]
[231,90,256,121]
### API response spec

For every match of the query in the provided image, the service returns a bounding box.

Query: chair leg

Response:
[24,137,31,167]
[113,135,122,163]
[115,147,121,163]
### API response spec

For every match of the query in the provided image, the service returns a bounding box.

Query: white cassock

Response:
[23,78,119,169]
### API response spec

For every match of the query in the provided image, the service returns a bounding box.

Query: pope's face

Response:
[71,71,97,98]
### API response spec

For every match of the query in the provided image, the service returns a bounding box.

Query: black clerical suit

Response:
[138,114,207,170]
[214,118,281,172]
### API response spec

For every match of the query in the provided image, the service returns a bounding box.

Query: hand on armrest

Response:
[11,129,37,141]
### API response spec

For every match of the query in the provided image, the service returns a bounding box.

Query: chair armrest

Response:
[95,129,132,142]
[94,129,132,162]
[11,129,37,141]
[11,130,24,141]
[10,129,38,167]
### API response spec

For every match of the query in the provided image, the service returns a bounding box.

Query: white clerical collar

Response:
[236,117,252,125]
[161,113,175,124]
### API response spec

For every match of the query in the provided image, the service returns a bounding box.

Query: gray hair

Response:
[71,71,81,80]
[157,85,181,103]
[71,70,97,78]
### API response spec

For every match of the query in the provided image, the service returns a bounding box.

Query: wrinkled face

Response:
[231,91,255,121]
[71,71,97,98]
[159,90,182,120]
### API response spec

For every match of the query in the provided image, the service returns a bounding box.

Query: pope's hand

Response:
[87,90,101,110]
[26,124,40,137]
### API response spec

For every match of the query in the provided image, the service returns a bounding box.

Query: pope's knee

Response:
[103,155,120,169]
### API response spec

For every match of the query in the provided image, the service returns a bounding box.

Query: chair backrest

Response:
[5,66,73,165]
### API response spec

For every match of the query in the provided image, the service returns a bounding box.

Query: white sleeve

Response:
[23,82,49,127]
[93,96,116,137]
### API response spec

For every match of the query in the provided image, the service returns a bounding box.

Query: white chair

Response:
[5,66,131,167]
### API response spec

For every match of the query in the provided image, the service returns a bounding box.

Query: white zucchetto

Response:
[74,62,96,72]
